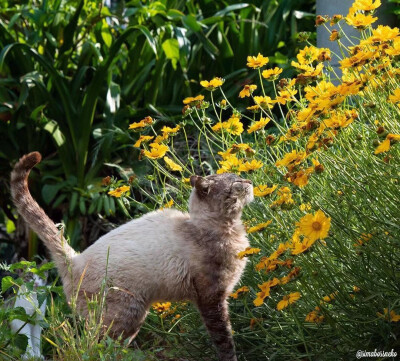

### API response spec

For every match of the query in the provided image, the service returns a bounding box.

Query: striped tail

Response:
[10,152,76,275]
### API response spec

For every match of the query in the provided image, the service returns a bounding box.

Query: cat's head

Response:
[189,173,253,220]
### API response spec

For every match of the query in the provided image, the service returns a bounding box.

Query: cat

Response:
[10,272,47,360]
[10,152,254,361]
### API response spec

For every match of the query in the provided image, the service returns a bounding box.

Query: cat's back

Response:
[73,208,194,299]
[82,208,190,256]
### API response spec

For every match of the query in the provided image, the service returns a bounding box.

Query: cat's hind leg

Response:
[104,290,148,340]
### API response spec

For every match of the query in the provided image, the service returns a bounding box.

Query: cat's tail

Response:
[10,152,76,274]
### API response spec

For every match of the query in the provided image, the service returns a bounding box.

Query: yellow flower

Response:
[330,30,340,41]
[152,302,172,313]
[385,37,400,56]
[183,94,204,105]
[296,210,331,243]
[230,286,250,299]
[108,185,130,198]
[163,156,183,172]
[275,150,306,169]
[247,117,270,133]
[354,233,373,247]
[277,292,301,311]
[253,96,274,109]
[160,199,174,210]
[247,53,269,69]
[352,0,381,12]
[253,185,277,197]
[161,125,180,135]
[133,135,154,147]
[374,138,390,154]
[237,247,261,259]
[212,122,223,132]
[128,116,153,130]
[275,89,297,105]
[253,278,280,306]
[377,308,400,322]
[388,88,400,104]
[280,266,300,284]
[330,15,342,26]
[239,159,263,172]
[230,143,254,155]
[305,310,324,323]
[271,186,295,208]
[367,25,399,44]
[153,133,169,144]
[262,67,283,80]
[217,154,242,174]
[143,143,169,159]
[200,77,224,90]
[247,104,260,112]
[239,84,257,98]
[346,8,377,29]
[321,292,338,304]
[247,220,272,234]
[296,45,319,64]
[299,203,311,212]
[291,236,315,255]
[214,117,245,135]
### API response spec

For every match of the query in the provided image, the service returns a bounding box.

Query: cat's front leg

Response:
[197,299,237,361]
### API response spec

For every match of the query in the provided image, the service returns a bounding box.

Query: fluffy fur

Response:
[11,152,254,361]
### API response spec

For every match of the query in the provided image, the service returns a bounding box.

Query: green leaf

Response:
[43,119,66,147]
[116,198,131,218]
[162,38,180,70]
[214,3,250,17]
[14,333,28,352]
[6,219,15,234]
[1,276,14,293]
[42,183,64,205]
[103,195,111,216]
[134,25,157,56]
[182,14,202,32]
[69,192,79,214]
[166,9,184,20]
[101,20,112,47]
[79,196,86,215]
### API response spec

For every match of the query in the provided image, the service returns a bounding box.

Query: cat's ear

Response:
[190,176,210,195]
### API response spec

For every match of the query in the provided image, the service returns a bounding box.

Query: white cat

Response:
[10,273,47,360]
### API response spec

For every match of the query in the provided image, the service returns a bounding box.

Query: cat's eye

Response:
[232,182,244,192]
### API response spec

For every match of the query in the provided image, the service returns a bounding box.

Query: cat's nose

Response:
[243,179,252,185]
